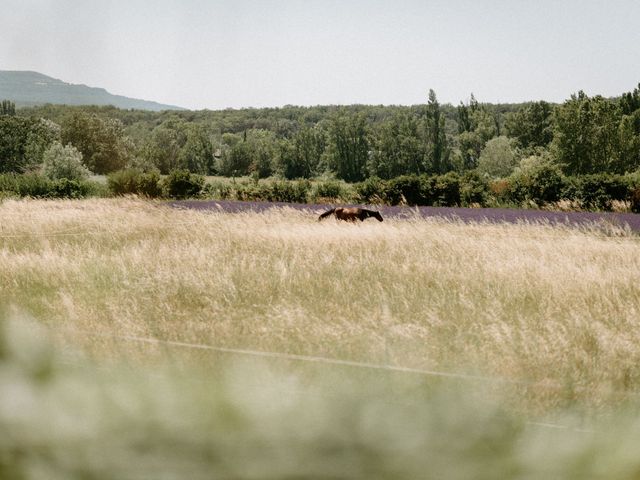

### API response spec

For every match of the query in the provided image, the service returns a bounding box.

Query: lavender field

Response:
[172,199,640,232]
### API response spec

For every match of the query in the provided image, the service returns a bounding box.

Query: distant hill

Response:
[0,70,184,111]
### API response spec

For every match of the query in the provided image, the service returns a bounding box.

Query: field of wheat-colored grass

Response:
[2,197,640,412]
[5,198,640,478]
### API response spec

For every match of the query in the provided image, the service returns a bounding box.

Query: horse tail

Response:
[318,208,336,221]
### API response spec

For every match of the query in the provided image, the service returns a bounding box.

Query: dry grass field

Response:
[2,197,640,478]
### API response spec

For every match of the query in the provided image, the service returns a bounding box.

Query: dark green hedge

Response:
[3,169,640,213]
[354,171,640,211]
[0,173,102,199]
[202,178,354,204]
[564,174,631,210]
[162,170,205,199]
[107,169,163,198]
[355,173,488,207]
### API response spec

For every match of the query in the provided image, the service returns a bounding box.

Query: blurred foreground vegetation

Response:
[3,314,640,480]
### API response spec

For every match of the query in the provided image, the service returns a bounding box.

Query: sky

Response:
[2,0,639,110]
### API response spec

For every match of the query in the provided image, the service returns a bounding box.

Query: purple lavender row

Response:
[169,200,640,232]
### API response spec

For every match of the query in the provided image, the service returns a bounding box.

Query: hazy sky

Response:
[2,0,639,110]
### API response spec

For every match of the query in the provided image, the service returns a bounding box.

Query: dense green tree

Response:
[215,130,277,177]
[12,82,640,179]
[620,83,640,115]
[218,136,252,177]
[457,101,472,135]
[326,112,369,182]
[246,129,278,178]
[368,113,423,178]
[0,117,35,173]
[0,116,59,173]
[162,169,204,198]
[618,111,640,171]
[179,124,214,174]
[1,100,16,116]
[61,112,131,174]
[26,119,61,169]
[504,101,554,150]
[509,158,566,205]
[553,92,638,174]
[139,117,188,174]
[278,126,326,179]
[457,96,497,170]
[619,84,640,168]
[477,136,518,178]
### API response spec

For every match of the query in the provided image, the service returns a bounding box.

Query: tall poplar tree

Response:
[424,89,449,174]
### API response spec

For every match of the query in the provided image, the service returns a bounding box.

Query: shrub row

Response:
[0,173,104,199]
[502,170,640,211]
[107,169,163,197]
[202,178,354,204]
[4,169,640,212]
[357,171,640,211]
[355,172,488,207]
[106,169,204,199]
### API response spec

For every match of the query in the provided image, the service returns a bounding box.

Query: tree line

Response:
[1,84,640,184]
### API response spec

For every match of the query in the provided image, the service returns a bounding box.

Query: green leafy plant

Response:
[107,169,163,198]
[162,169,205,198]
[42,141,91,181]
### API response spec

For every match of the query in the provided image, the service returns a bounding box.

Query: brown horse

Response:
[318,207,384,222]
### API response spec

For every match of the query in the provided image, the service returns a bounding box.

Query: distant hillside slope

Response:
[0,70,184,111]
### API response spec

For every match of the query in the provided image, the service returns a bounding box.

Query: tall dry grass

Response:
[2,198,640,413]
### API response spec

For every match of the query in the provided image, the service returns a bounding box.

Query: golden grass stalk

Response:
[2,198,640,412]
